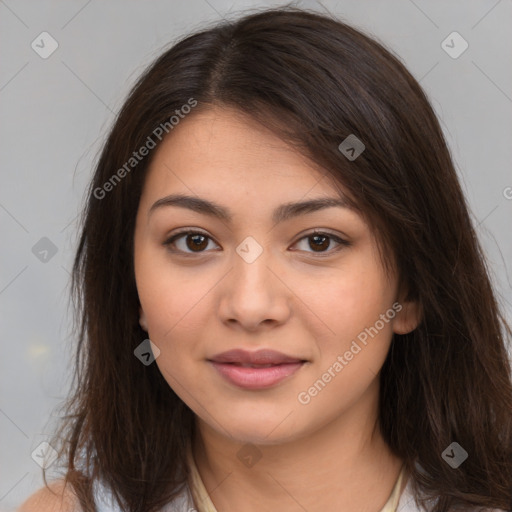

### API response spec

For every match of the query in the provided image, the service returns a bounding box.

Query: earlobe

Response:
[392,299,422,335]
[139,306,148,332]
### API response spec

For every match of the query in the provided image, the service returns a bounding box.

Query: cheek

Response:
[135,255,220,381]
[135,247,204,334]
[299,283,395,415]
[306,253,396,393]
[314,262,394,342]
[136,266,210,391]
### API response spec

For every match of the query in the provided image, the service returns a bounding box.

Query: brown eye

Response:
[163,230,219,254]
[308,234,330,252]
[293,231,350,255]
[185,233,208,251]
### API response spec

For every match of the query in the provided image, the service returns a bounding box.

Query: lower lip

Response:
[209,361,304,389]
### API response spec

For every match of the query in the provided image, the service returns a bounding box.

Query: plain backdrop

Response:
[1,1,511,510]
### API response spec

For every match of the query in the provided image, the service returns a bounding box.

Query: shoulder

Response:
[17,478,81,512]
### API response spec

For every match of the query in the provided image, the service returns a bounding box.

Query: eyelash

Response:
[162,229,351,257]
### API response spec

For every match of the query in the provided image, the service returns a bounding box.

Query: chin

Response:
[212,410,311,447]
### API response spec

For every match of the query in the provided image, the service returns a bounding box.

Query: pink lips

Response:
[208,349,306,390]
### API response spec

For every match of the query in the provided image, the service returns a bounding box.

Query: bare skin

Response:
[17,480,79,512]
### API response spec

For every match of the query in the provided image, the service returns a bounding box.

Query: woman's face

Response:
[134,106,417,445]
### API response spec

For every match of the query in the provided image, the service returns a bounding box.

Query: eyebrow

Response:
[148,193,354,224]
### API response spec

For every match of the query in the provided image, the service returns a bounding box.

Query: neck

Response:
[192,379,405,512]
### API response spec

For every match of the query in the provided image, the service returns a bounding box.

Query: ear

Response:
[139,306,148,332]
[392,297,422,335]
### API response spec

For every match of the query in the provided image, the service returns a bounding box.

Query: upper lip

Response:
[209,349,304,365]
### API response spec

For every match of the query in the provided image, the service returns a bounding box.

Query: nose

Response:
[218,242,291,332]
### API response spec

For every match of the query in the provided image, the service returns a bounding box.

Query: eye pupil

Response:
[310,234,329,252]
[187,234,208,251]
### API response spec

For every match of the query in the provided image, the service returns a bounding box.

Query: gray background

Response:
[1,0,511,510]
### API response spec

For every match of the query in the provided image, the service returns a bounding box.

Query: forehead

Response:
[141,106,343,202]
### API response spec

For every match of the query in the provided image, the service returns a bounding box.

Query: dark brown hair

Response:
[43,5,512,512]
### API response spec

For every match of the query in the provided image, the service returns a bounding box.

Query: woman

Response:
[19,6,512,512]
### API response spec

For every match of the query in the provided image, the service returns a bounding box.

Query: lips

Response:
[209,349,304,365]
[208,349,307,389]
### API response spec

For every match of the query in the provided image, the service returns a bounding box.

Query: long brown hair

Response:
[43,5,512,511]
